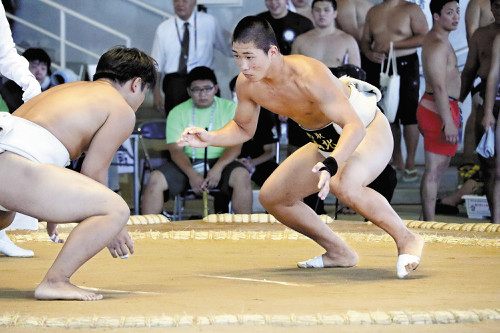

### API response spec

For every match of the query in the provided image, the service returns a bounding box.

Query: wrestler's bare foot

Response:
[321,247,359,268]
[35,279,103,301]
[396,232,425,278]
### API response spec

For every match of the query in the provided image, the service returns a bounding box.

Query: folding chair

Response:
[137,120,167,191]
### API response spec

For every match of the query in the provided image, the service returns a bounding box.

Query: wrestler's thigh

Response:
[261,143,322,201]
[0,153,124,223]
[336,112,393,187]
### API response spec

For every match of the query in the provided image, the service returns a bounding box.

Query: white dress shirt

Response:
[0,3,40,101]
[151,10,231,75]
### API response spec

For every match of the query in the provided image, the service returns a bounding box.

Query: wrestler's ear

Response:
[268,45,279,57]
[130,77,143,92]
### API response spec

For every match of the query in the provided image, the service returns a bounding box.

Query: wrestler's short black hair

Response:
[312,0,337,10]
[429,0,459,15]
[232,16,279,54]
[94,46,157,90]
[22,48,51,75]
[186,66,218,87]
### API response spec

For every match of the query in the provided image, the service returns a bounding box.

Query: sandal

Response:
[403,169,418,182]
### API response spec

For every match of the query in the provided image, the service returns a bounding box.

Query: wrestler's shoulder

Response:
[287,55,330,76]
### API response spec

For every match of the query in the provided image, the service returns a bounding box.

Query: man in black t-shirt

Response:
[257,0,314,56]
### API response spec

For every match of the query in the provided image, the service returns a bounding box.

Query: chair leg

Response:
[174,194,183,221]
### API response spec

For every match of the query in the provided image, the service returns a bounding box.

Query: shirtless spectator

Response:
[482,33,500,223]
[461,0,495,169]
[460,0,500,223]
[292,0,361,68]
[336,0,374,44]
[465,0,495,42]
[0,46,157,300]
[361,0,428,182]
[417,0,461,221]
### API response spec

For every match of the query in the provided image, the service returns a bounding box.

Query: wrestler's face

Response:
[188,79,218,109]
[232,42,275,82]
[265,0,288,19]
[312,1,337,28]
[173,0,196,21]
[29,60,48,85]
[434,1,460,31]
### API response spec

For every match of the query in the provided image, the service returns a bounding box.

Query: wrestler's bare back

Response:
[12,80,136,161]
[237,55,352,130]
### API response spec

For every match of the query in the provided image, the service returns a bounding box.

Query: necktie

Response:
[178,22,189,74]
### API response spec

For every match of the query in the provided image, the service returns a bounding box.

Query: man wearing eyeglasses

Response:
[141,66,252,215]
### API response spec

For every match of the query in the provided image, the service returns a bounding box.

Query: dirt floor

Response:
[0,217,499,332]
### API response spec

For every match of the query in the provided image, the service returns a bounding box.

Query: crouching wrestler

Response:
[0,46,157,300]
[179,16,424,279]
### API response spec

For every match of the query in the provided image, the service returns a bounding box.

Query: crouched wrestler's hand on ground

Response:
[107,227,134,258]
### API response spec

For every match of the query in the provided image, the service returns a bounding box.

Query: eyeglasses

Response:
[189,86,214,94]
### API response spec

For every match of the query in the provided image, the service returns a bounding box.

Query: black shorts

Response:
[362,53,420,125]
[156,159,247,201]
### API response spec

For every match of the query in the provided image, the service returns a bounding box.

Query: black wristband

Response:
[319,156,338,177]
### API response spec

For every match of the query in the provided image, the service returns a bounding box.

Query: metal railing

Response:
[6,0,131,69]
[123,0,171,20]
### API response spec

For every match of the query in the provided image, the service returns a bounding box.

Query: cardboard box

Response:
[462,195,491,219]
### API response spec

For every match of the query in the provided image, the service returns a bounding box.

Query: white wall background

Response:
[10,0,472,164]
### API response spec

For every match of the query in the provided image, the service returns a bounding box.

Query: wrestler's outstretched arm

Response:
[179,75,260,148]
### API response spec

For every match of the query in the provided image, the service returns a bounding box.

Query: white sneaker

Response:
[0,232,34,257]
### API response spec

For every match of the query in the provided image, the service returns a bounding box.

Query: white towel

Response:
[476,127,495,158]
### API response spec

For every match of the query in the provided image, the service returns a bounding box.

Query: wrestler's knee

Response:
[258,185,277,209]
[258,185,293,210]
[104,192,130,228]
[333,177,362,208]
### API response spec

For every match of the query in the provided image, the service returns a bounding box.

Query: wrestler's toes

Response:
[83,291,103,301]
[397,254,420,279]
